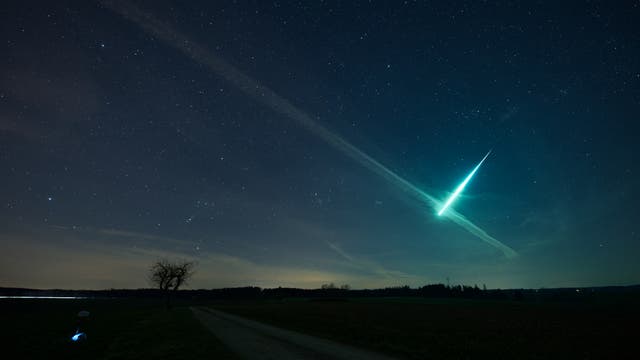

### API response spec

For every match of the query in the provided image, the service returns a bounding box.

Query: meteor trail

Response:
[101,0,517,258]
[438,151,492,216]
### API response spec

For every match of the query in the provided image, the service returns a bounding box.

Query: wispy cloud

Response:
[51,225,196,247]
[1,225,411,289]
[326,241,355,262]
[100,0,517,259]
[325,241,416,283]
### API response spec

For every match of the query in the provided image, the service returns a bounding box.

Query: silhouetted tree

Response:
[419,284,448,297]
[513,289,524,301]
[149,259,195,309]
[321,283,337,290]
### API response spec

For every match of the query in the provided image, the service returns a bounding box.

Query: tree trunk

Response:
[165,290,172,310]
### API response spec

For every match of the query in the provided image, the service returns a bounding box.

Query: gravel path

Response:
[190,307,397,360]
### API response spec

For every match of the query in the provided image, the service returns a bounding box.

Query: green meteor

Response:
[438,150,492,216]
[103,1,517,258]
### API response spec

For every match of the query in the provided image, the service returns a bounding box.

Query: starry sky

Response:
[2,1,640,290]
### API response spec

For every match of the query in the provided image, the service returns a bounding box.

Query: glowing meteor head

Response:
[437,151,491,216]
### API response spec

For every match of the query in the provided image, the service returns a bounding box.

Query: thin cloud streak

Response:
[1,226,405,289]
[100,0,517,258]
[326,241,417,282]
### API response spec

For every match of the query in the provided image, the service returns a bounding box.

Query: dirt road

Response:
[190,307,397,360]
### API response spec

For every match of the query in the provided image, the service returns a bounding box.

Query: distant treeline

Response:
[2,283,639,301]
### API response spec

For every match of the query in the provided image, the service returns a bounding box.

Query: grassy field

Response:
[211,297,639,359]
[3,296,637,359]
[1,298,238,360]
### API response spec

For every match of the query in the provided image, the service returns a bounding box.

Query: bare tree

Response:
[149,259,195,309]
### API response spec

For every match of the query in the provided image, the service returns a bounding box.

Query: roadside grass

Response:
[103,305,238,359]
[1,299,237,360]
[211,297,638,359]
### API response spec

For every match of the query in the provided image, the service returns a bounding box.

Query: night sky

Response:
[2,1,640,290]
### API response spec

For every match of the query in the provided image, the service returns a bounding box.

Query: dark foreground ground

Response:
[1,298,238,359]
[211,297,640,359]
[2,296,638,359]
